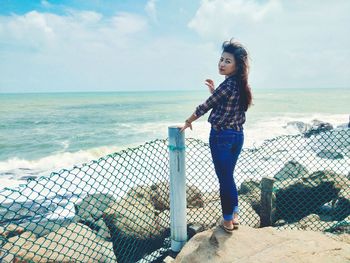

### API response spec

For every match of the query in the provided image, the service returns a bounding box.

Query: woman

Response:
[180,39,252,233]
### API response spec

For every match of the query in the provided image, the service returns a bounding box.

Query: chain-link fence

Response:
[1,128,349,262]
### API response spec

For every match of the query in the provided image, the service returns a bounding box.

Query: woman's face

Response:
[218,52,236,77]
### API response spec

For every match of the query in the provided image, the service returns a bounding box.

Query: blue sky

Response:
[0,0,349,93]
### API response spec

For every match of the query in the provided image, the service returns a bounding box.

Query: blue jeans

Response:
[209,128,244,221]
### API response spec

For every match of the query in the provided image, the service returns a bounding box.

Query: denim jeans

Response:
[209,127,244,221]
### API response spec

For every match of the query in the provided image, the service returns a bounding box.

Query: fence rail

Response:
[0,128,349,262]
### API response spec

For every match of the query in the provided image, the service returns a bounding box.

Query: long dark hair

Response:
[222,39,252,111]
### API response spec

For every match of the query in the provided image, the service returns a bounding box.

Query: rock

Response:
[104,196,162,239]
[337,123,349,129]
[150,182,204,211]
[157,209,171,231]
[173,225,350,263]
[188,224,205,237]
[295,214,337,231]
[286,121,311,133]
[75,193,116,221]
[304,119,333,138]
[275,170,348,222]
[150,182,169,211]
[333,189,350,221]
[238,180,261,215]
[325,216,350,234]
[0,235,6,246]
[201,191,220,203]
[273,219,287,227]
[274,161,308,181]
[317,150,344,160]
[21,220,67,237]
[1,223,116,262]
[0,203,45,223]
[186,185,205,208]
[163,255,175,263]
[239,200,260,228]
[95,218,111,239]
[103,197,167,263]
[311,129,350,157]
[238,180,260,195]
[0,224,25,238]
[187,200,221,229]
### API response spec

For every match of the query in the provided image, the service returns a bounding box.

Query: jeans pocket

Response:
[216,135,236,148]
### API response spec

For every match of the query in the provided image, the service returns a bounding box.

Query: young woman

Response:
[180,39,252,233]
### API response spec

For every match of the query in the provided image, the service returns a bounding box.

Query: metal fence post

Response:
[168,126,187,252]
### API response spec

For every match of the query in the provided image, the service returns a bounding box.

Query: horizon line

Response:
[1,86,349,95]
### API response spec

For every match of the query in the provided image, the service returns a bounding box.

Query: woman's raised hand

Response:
[205,79,215,94]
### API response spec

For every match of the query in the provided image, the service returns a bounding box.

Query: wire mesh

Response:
[0,128,349,262]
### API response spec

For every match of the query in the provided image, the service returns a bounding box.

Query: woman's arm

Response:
[180,113,199,132]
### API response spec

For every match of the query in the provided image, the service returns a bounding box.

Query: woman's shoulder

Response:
[224,76,238,90]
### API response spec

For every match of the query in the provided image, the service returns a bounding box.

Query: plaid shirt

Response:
[195,76,246,131]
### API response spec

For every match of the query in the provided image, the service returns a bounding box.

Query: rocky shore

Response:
[0,120,349,262]
[1,161,349,262]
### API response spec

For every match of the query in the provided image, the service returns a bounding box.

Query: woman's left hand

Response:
[179,121,192,132]
[205,79,215,94]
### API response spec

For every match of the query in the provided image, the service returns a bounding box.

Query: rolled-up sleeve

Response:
[195,84,230,117]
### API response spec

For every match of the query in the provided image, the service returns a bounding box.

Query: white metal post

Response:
[168,126,187,252]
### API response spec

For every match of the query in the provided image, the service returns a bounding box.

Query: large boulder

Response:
[0,224,25,238]
[238,199,260,228]
[317,150,344,160]
[286,121,311,133]
[75,193,117,221]
[0,202,51,223]
[276,214,346,234]
[326,215,350,234]
[103,196,167,263]
[311,128,350,158]
[294,214,337,231]
[238,180,261,214]
[187,200,221,229]
[173,225,350,263]
[103,196,164,240]
[124,183,204,212]
[238,180,260,195]
[1,223,116,262]
[275,170,348,222]
[149,182,204,211]
[332,188,350,221]
[304,119,333,138]
[73,193,116,240]
[274,161,308,181]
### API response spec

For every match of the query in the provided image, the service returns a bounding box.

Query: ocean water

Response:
[0,88,349,184]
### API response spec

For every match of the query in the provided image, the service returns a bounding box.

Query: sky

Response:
[0,0,349,93]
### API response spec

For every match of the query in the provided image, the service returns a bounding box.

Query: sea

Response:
[0,88,349,188]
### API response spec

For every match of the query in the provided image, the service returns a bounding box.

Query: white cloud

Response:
[145,0,158,23]
[188,0,281,39]
[0,10,148,51]
[0,10,216,92]
[188,0,350,89]
[0,11,152,92]
[41,0,53,8]
[111,12,148,35]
